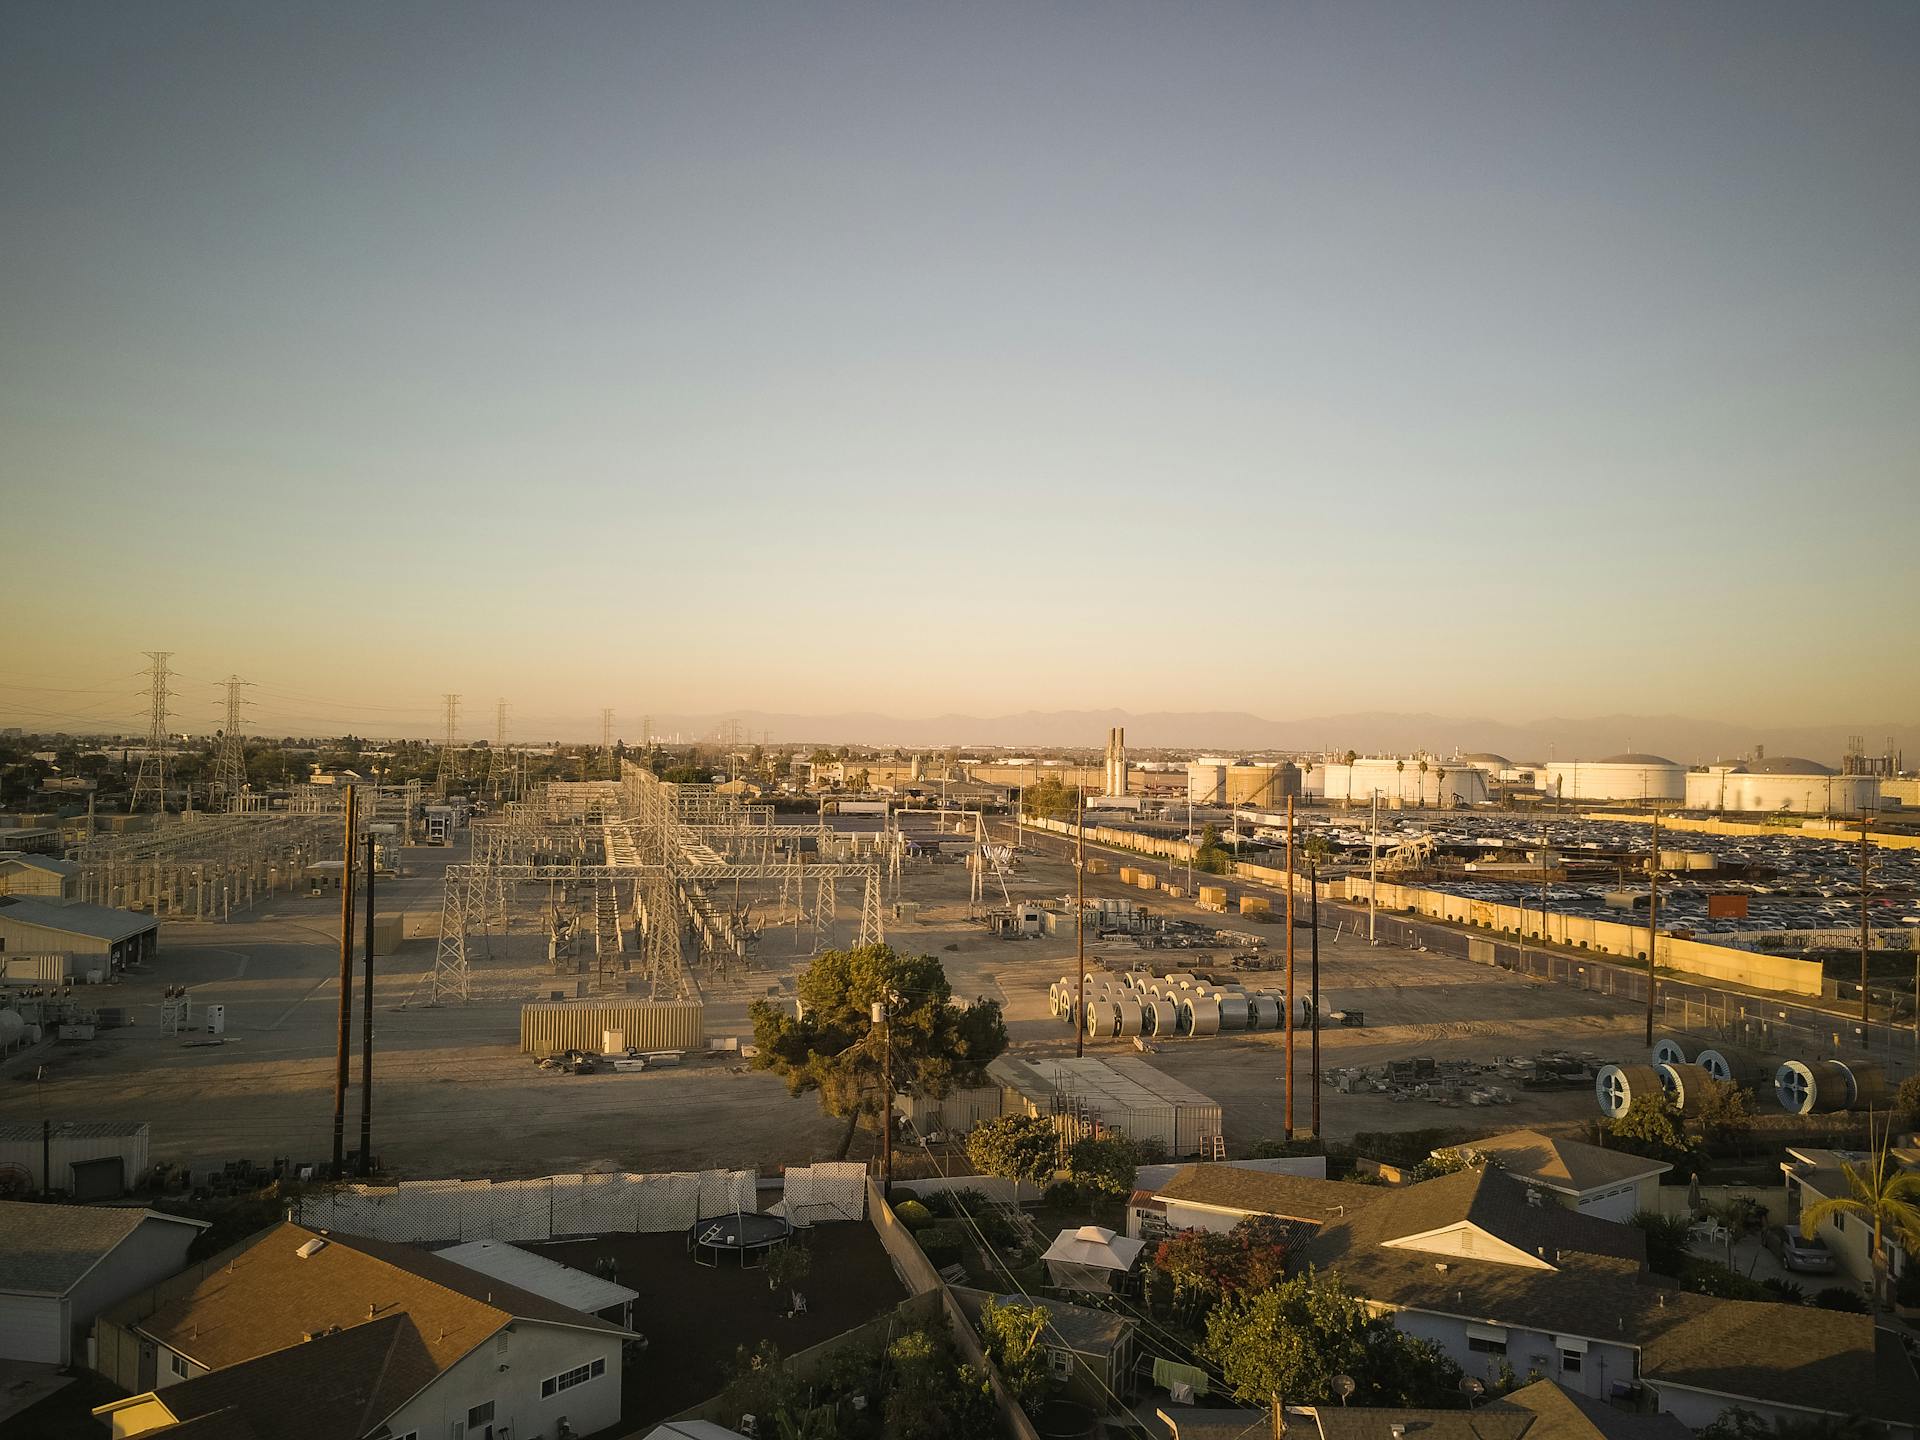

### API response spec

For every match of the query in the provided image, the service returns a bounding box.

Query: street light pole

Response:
[1076,787,1086,1060]
[1645,810,1660,1049]
[1285,794,1296,1141]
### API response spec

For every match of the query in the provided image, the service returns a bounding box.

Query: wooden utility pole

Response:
[1075,788,1086,1060]
[330,786,358,1179]
[1860,815,1872,1038]
[873,998,893,1196]
[1309,857,1321,1140]
[1644,809,1659,1049]
[359,828,375,1175]
[1284,794,1296,1140]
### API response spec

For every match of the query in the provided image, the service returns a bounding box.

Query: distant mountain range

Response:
[636,709,1915,768]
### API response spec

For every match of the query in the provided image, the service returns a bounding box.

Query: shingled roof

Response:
[0,1200,206,1297]
[1151,1164,1385,1223]
[133,1223,626,1377]
[1305,1380,1691,1440]
[1461,1131,1670,1195]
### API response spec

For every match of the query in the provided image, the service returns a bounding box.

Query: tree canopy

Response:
[978,1298,1053,1418]
[749,945,1007,1159]
[965,1114,1058,1188]
[1201,1269,1464,1407]
[1066,1133,1158,1198]
[1022,776,1080,822]
[1607,1095,1695,1173]
[1153,1216,1293,1316]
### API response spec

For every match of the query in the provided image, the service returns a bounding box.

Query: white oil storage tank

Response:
[1541,754,1685,803]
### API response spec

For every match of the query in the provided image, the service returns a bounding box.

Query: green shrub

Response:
[918,1222,967,1269]
[1813,1286,1869,1313]
[894,1198,934,1230]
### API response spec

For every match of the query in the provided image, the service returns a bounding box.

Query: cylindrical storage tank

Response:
[0,1011,23,1045]
[1246,994,1281,1030]
[1114,997,1145,1037]
[1596,1063,1663,1119]
[1657,1063,1717,1116]
[1775,1060,1852,1115]
[1837,1061,1888,1108]
[1651,1037,1689,1067]
[1215,993,1251,1030]
[1696,1046,1773,1090]
[1178,995,1221,1037]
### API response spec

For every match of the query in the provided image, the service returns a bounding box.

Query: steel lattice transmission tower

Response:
[435,694,461,799]
[210,675,253,811]
[600,708,614,777]
[129,651,174,813]
[485,699,513,802]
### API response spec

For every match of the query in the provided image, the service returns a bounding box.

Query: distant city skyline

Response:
[3,3,1916,723]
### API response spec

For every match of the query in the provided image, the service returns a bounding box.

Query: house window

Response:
[540,1358,606,1398]
[1048,1347,1074,1380]
[467,1402,494,1428]
[1468,1335,1507,1355]
[169,1354,189,1379]
[1560,1349,1582,1375]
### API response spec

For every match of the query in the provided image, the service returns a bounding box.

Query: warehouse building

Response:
[1684,757,1881,816]
[0,853,82,899]
[0,1121,152,1197]
[1539,753,1685,803]
[989,1055,1222,1157]
[0,897,158,973]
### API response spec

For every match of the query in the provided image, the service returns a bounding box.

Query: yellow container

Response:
[520,1002,705,1057]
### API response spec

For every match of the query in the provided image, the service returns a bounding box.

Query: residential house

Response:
[95,1223,632,1440]
[1299,1378,1691,1440]
[1782,1142,1916,1295]
[1456,1129,1670,1223]
[0,1200,207,1365]
[1296,1165,1920,1437]
[1128,1163,1383,1244]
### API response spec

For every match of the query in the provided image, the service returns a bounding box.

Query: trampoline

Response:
[687,1208,794,1268]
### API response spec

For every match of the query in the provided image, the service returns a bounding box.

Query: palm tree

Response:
[1395,758,1405,804]
[1434,766,1448,810]
[1417,758,1430,806]
[1798,1126,1920,1306]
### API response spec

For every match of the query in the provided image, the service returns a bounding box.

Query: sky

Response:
[2,1,1917,742]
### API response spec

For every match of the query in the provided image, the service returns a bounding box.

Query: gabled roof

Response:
[99,1314,431,1440]
[1354,1166,1646,1267]
[0,853,82,877]
[1498,1380,1691,1440]
[0,895,156,942]
[1305,1380,1690,1440]
[1460,1130,1671,1196]
[436,1239,638,1314]
[1150,1164,1385,1223]
[0,1200,207,1297]
[131,1223,626,1379]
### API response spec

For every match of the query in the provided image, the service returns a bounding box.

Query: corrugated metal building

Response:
[518,1002,705,1057]
[988,1056,1222,1157]
[0,1121,152,1196]
[0,898,158,972]
[0,854,82,900]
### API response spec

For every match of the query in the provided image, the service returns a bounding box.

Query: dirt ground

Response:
[0,825,1645,1183]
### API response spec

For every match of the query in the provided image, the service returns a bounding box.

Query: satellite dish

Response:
[1332,1376,1355,1406]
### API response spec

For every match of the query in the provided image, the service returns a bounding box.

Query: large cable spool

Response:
[1114,996,1145,1037]
[1165,972,1197,986]
[1595,1063,1663,1119]
[1216,993,1251,1030]
[1657,1063,1717,1116]
[1651,1037,1690,1067]
[1695,1046,1772,1089]
[1141,998,1176,1036]
[1775,1059,1852,1115]
[1246,994,1281,1030]
[1179,995,1222,1037]
[1840,1061,1888,1108]
[1047,984,1062,1018]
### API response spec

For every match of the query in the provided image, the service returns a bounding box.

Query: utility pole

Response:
[360,827,375,1175]
[1285,794,1296,1141]
[872,997,893,1197]
[130,651,173,814]
[1645,810,1659,1049]
[1075,788,1086,1060]
[331,786,359,1178]
[1309,855,1321,1139]
[1368,791,1379,944]
[1859,814,1872,1039]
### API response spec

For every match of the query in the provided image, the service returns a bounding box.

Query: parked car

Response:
[1763,1225,1836,1273]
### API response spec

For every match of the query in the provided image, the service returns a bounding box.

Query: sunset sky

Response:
[3,2,1916,740]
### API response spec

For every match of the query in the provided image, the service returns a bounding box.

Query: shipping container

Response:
[1,954,70,984]
[519,1002,705,1057]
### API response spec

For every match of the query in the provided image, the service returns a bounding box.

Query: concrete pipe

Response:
[1216,994,1251,1030]
[1657,1062,1718,1116]
[1114,996,1145,1037]
[1141,998,1177,1036]
[1775,1059,1852,1115]
[1246,994,1282,1030]
[1595,1063,1664,1119]
[1178,995,1222,1037]
[1695,1047,1773,1089]
[1651,1037,1690,1067]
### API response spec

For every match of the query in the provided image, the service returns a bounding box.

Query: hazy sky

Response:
[3,1,1916,740]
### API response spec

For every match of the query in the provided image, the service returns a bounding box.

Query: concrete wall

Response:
[1585,812,1920,851]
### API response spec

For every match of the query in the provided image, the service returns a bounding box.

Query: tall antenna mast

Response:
[130,651,174,813]
[601,708,615,777]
